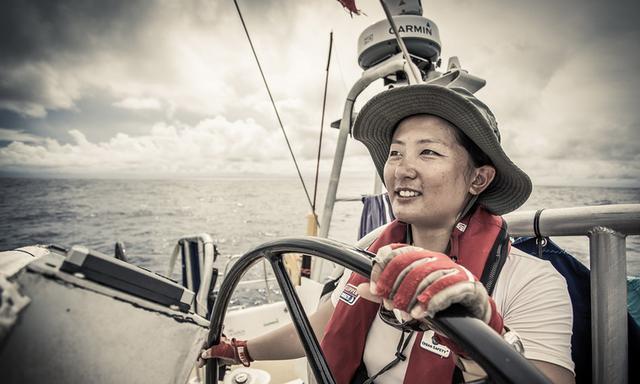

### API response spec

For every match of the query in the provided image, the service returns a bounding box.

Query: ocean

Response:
[1,177,638,306]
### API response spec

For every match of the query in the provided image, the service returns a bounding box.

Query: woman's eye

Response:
[421,149,440,156]
[388,150,401,158]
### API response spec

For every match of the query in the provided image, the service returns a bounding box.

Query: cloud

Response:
[0,62,81,117]
[0,0,236,118]
[516,157,640,188]
[0,0,351,128]
[494,30,640,164]
[113,97,162,111]
[0,0,638,186]
[0,128,45,143]
[0,0,156,117]
[0,116,306,176]
[429,0,640,171]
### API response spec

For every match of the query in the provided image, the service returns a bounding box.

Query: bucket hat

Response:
[352,84,532,215]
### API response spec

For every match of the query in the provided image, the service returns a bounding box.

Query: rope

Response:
[233,0,317,223]
[363,330,414,384]
[312,31,333,213]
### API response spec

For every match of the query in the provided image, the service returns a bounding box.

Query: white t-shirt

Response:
[329,247,574,383]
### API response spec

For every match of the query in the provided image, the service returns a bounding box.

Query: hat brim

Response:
[352,84,532,215]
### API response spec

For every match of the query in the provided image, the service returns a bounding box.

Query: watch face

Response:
[504,330,525,354]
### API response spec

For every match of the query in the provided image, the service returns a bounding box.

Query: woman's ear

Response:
[469,165,496,195]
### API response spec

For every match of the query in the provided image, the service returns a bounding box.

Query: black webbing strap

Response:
[362,330,415,384]
[479,217,510,296]
[533,209,546,258]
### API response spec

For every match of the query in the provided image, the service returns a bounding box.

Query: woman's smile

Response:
[394,187,423,199]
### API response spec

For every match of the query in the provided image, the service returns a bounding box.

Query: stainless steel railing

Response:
[167,234,217,317]
[222,255,277,304]
[505,204,640,384]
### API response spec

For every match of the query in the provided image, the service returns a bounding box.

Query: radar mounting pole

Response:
[378,0,423,84]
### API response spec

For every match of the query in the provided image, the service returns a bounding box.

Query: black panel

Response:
[60,246,193,312]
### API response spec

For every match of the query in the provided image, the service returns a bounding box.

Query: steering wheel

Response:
[205,237,550,384]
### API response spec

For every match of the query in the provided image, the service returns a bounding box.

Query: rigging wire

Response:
[332,41,350,94]
[312,31,333,215]
[233,0,319,226]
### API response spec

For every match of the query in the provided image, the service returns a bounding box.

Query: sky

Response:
[0,0,638,187]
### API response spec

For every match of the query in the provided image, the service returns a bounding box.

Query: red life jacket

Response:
[321,207,509,384]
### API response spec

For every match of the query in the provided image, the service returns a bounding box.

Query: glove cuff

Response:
[232,338,253,367]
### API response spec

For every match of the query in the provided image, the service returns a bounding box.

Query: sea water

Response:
[1,177,638,306]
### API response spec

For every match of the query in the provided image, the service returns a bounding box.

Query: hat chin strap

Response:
[456,194,479,223]
[405,194,479,247]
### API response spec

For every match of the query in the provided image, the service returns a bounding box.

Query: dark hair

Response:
[452,127,493,168]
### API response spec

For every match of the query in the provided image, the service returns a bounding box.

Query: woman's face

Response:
[383,114,484,230]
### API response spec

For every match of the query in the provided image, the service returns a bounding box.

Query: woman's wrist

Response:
[233,338,253,366]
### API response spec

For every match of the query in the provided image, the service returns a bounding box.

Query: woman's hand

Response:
[197,336,253,368]
[360,243,502,333]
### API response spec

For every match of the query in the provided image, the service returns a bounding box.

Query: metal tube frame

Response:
[168,233,217,317]
[505,204,640,384]
[589,227,627,384]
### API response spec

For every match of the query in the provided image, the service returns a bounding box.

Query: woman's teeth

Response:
[398,190,420,197]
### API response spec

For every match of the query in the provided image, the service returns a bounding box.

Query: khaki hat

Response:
[352,84,532,215]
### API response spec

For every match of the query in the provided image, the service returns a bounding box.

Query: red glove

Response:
[370,244,502,333]
[197,336,253,367]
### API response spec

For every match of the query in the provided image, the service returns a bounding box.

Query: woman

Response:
[199,85,575,383]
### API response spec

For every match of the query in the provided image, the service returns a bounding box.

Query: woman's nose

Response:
[394,157,417,179]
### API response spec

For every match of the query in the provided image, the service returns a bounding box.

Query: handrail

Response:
[505,204,640,237]
[167,234,217,317]
[505,203,640,384]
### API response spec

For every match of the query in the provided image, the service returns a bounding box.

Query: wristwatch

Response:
[503,325,525,354]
